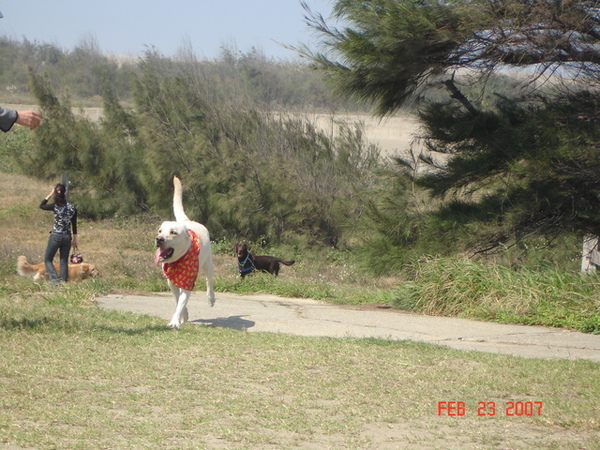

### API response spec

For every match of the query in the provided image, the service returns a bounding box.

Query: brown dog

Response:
[234,242,295,277]
[17,255,99,282]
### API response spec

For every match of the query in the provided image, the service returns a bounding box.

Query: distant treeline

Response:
[0,36,364,111]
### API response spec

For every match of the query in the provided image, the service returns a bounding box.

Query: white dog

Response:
[155,176,216,328]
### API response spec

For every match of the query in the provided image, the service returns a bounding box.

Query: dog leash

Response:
[238,253,255,274]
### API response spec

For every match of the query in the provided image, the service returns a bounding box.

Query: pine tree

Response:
[302,0,600,250]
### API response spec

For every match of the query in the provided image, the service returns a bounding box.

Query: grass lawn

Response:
[1,290,599,449]
[1,173,599,448]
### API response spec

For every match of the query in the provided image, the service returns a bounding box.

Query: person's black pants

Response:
[44,232,71,284]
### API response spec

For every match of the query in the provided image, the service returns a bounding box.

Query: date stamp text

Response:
[437,401,543,417]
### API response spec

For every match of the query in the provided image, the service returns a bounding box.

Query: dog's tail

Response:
[173,176,190,223]
[16,255,32,277]
[279,259,295,266]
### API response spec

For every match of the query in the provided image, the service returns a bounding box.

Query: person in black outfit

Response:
[40,184,78,284]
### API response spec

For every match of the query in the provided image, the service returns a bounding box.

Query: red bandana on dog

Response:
[162,230,200,291]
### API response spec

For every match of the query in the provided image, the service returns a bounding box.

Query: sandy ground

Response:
[293,111,422,156]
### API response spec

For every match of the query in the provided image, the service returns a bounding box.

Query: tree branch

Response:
[443,75,478,115]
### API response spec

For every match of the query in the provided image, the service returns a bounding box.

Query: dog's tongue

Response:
[154,248,168,265]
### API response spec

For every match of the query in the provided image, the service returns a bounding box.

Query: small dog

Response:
[234,242,295,277]
[17,255,99,282]
[155,176,216,328]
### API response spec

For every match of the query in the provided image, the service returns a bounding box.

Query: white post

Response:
[581,234,599,273]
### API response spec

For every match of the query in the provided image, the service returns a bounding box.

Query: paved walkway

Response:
[96,292,600,362]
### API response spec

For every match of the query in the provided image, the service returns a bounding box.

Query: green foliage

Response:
[393,256,600,332]
[14,69,147,218]
[300,0,468,116]
[303,0,600,262]
[7,17,600,274]
[0,128,32,173]
[415,93,600,242]
[303,0,600,116]
[10,51,382,247]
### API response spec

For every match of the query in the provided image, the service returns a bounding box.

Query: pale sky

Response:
[0,1,334,60]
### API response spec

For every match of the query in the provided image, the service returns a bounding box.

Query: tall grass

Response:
[394,257,600,333]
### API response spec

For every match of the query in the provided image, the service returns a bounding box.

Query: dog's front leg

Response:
[168,282,190,328]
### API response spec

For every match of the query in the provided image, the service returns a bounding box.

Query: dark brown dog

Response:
[234,242,295,277]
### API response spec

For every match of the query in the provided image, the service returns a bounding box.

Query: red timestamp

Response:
[437,401,543,416]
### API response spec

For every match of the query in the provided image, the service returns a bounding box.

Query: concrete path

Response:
[96,292,600,362]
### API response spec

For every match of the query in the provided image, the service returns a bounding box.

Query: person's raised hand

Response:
[16,110,43,130]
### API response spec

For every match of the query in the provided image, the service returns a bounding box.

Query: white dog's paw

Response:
[208,295,216,307]
[168,309,189,329]
[167,317,184,329]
